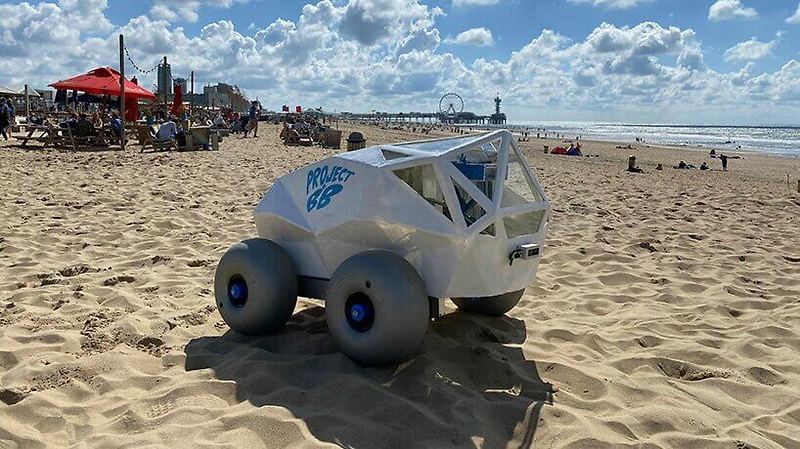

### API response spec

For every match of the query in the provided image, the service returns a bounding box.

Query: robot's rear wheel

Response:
[452,289,525,316]
[325,251,429,366]
[214,238,298,335]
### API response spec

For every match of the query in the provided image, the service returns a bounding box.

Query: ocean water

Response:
[501,121,800,156]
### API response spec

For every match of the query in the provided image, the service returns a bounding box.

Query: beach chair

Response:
[319,130,342,149]
[136,126,177,152]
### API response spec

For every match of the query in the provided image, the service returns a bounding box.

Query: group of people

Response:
[279,114,330,144]
[153,115,187,147]
[549,142,583,156]
[674,151,730,171]
[0,98,16,141]
[57,111,123,140]
[196,101,260,138]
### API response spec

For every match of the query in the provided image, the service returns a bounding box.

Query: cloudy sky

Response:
[1,0,799,124]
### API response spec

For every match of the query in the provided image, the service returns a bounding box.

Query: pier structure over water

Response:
[341,111,491,124]
[340,93,506,125]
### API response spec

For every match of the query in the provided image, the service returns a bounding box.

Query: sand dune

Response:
[1,124,799,448]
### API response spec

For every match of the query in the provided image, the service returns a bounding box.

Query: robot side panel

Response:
[316,220,460,298]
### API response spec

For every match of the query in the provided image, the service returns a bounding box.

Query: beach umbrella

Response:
[49,67,156,100]
[125,76,140,122]
[170,84,183,117]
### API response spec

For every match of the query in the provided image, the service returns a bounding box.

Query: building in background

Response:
[173,77,187,93]
[157,62,172,99]
[34,89,54,103]
[203,83,249,111]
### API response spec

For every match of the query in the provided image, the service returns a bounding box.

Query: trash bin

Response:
[346,132,366,151]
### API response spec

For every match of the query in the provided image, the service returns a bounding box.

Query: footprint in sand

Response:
[103,275,136,286]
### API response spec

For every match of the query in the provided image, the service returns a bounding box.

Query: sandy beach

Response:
[1,123,799,448]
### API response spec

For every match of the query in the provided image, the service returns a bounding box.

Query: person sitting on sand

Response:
[566,143,583,156]
[700,162,709,171]
[675,161,688,169]
[709,149,716,158]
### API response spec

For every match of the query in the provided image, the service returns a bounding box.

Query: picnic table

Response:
[17,125,76,150]
[17,123,122,151]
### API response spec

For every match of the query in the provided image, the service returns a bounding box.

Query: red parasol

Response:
[170,84,183,117]
[49,67,156,100]
[125,76,140,122]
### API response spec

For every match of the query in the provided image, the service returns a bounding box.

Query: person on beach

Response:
[0,98,10,141]
[6,101,14,139]
[157,116,178,140]
[109,113,123,139]
[720,154,729,171]
[73,113,95,138]
[212,111,227,128]
[243,101,259,138]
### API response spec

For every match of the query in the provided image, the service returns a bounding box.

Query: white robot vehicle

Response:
[214,130,550,365]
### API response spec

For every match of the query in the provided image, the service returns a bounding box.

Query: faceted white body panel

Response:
[254,130,550,299]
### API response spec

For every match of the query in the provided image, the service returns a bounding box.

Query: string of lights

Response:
[122,45,160,75]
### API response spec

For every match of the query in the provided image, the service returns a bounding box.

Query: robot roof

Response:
[339,131,499,168]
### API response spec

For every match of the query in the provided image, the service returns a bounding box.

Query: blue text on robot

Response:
[306,165,356,212]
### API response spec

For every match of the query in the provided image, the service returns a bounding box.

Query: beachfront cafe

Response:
[14,67,156,150]
[14,67,223,152]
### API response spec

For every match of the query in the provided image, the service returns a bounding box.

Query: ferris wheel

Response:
[439,93,464,115]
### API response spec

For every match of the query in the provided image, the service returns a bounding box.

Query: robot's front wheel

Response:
[452,289,525,316]
[214,238,298,335]
[325,251,429,366]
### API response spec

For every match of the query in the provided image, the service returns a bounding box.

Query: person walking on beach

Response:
[243,101,259,138]
[720,154,729,171]
[0,98,10,141]
[6,100,15,139]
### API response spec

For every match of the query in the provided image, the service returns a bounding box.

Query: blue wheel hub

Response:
[345,292,374,333]
[350,304,367,321]
[227,275,248,308]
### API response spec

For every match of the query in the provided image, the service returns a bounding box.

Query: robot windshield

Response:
[452,143,497,226]
[449,139,544,232]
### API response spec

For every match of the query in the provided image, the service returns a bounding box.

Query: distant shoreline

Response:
[453,122,800,156]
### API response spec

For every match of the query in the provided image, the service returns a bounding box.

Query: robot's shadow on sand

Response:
[185,307,554,449]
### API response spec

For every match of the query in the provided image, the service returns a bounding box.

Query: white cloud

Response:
[149,0,249,23]
[446,27,494,46]
[709,0,758,22]
[787,2,800,24]
[724,33,783,62]
[567,0,652,9]
[452,0,499,6]
[338,0,440,45]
